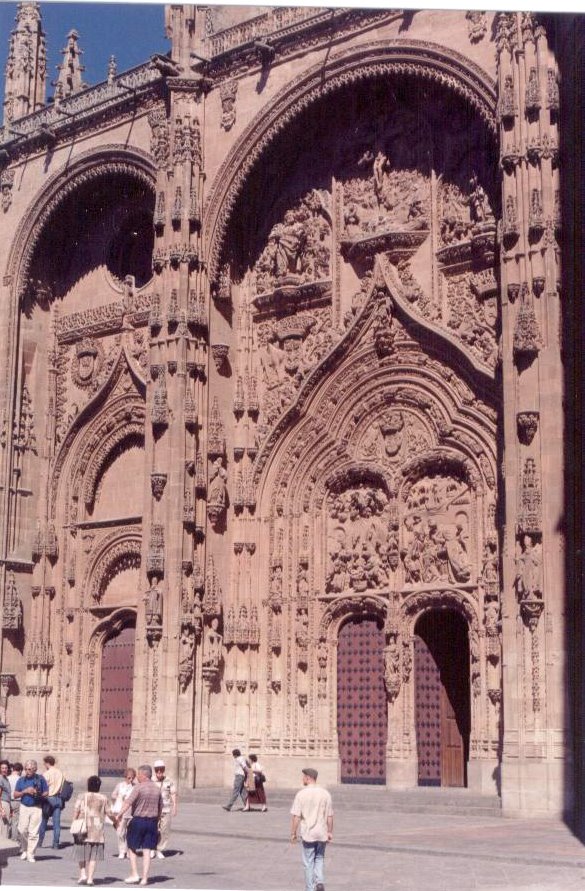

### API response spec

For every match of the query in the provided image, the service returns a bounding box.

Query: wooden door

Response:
[98,623,136,775]
[414,610,469,787]
[337,618,387,784]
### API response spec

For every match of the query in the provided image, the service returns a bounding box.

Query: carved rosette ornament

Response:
[517,412,539,445]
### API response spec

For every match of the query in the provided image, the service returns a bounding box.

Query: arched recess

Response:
[6,145,156,307]
[204,39,496,281]
[81,529,142,606]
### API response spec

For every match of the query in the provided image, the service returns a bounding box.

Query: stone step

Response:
[181,784,503,817]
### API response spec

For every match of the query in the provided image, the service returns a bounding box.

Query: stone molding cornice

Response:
[5,145,156,302]
[204,39,497,281]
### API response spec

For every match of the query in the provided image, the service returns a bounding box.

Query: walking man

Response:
[8,762,22,841]
[290,768,333,891]
[222,749,249,812]
[38,754,64,849]
[13,759,49,862]
[152,759,177,859]
[0,761,12,839]
[116,764,162,886]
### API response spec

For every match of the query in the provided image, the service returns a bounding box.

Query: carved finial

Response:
[107,54,117,85]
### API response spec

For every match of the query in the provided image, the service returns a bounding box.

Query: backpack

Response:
[60,779,74,803]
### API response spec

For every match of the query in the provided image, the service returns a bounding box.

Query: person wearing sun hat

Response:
[151,760,177,860]
[290,768,333,891]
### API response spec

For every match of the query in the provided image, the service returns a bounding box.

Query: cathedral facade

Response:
[0,3,581,819]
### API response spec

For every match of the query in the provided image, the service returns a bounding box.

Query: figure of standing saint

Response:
[145,575,163,626]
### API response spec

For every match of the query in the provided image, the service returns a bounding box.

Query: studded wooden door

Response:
[414,610,470,787]
[98,623,136,775]
[337,618,387,784]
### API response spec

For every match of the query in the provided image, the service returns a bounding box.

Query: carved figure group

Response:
[401,516,471,585]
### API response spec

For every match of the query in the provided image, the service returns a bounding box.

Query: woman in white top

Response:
[110,768,136,858]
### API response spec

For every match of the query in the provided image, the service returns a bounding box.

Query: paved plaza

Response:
[3,786,585,891]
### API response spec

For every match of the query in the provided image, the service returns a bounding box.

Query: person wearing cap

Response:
[151,760,177,859]
[290,768,333,891]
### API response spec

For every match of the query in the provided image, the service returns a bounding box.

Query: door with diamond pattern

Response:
[337,617,387,784]
[98,622,136,775]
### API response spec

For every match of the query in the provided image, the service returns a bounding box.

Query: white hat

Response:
[153,759,165,768]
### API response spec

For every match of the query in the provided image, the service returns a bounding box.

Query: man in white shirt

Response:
[152,759,177,859]
[290,767,333,891]
[38,755,64,849]
[222,749,249,812]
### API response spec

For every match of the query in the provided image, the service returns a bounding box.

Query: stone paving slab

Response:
[3,793,585,891]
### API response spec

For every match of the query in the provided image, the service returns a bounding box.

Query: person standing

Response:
[111,768,137,858]
[290,768,333,891]
[71,775,115,886]
[222,749,249,812]
[245,754,268,813]
[152,760,177,859]
[0,761,12,839]
[116,764,162,886]
[13,759,49,862]
[38,754,65,849]
[8,762,22,841]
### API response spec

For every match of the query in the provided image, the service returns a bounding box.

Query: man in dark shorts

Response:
[116,765,162,886]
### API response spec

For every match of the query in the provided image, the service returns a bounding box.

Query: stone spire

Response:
[3,1,47,126]
[54,29,86,98]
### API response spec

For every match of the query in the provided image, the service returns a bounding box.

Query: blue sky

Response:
[0,2,168,96]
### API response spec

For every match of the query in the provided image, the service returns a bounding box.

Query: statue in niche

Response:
[145,575,163,626]
[443,524,471,583]
[515,534,543,600]
[178,626,195,690]
[207,457,228,526]
[468,173,493,224]
[485,599,500,636]
[384,637,401,699]
[269,563,283,605]
[202,618,223,669]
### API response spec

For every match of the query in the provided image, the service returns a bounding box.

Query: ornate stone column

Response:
[496,12,567,815]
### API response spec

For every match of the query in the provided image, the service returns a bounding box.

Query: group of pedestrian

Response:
[0,756,70,860]
[71,759,177,887]
[4,749,334,891]
[222,748,268,812]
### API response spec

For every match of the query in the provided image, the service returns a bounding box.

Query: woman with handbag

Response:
[70,775,115,885]
[244,754,268,813]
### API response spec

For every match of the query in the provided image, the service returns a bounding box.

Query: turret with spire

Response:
[3,1,47,126]
[54,29,86,98]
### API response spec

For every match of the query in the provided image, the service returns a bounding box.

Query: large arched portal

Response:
[98,619,137,776]
[414,609,470,787]
[337,616,387,784]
